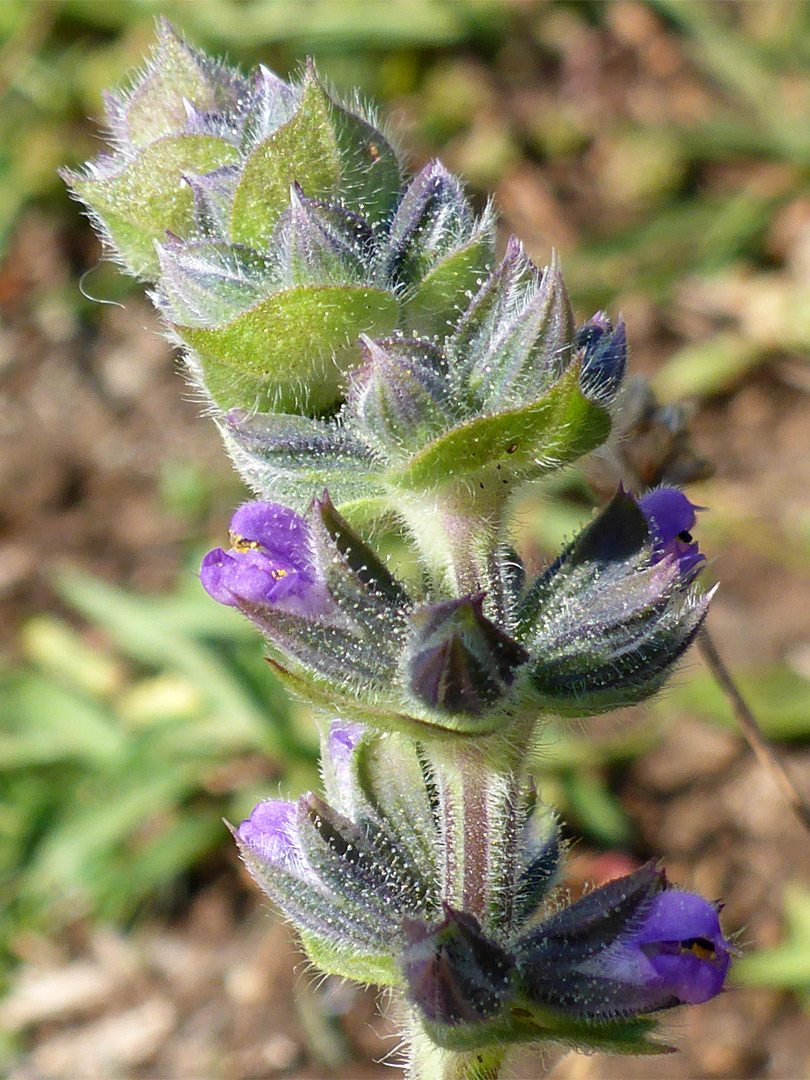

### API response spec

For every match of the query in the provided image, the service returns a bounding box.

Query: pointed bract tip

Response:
[407,594,528,716]
[401,906,515,1027]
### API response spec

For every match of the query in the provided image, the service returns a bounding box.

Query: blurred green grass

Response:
[3,0,810,1009]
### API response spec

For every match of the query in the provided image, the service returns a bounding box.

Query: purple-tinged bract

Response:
[401,904,515,1026]
[407,594,529,717]
[521,488,709,714]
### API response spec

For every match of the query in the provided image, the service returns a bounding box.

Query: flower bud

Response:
[182,165,240,238]
[349,336,458,459]
[105,19,249,150]
[272,185,373,285]
[577,312,627,405]
[369,243,610,497]
[520,488,710,714]
[67,31,405,414]
[467,252,574,410]
[222,59,403,247]
[383,161,475,287]
[156,235,276,326]
[407,594,529,717]
[319,719,369,818]
[63,20,246,278]
[512,798,562,932]
[448,236,529,387]
[240,65,299,151]
[308,491,410,636]
[235,719,439,985]
[401,904,515,1029]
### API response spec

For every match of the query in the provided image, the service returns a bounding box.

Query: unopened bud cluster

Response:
[67,22,731,1076]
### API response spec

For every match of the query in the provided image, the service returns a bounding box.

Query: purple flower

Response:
[616,889,731,1005]
[638,486,705,576]
[237,798,313,881]
[327,718,365,765]
[235,765,437,961]
[320,719,368,814]
[515,864,731,1020]
[201,501,329,615]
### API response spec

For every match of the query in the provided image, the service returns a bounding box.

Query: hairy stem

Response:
[432,741,491,918]
[405,1019,505,1080]
[395,484,509,620]
[429,717,537,928]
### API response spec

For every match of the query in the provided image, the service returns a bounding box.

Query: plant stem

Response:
[430,717,536,928]
[432,741,491,918]
[406,1019,505,1080]
[698,625,810,834]
[395,485,509,620]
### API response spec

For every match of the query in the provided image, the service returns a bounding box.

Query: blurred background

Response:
[2,1,810,1077]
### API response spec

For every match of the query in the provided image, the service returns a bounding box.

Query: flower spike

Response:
[68,24,733,1070]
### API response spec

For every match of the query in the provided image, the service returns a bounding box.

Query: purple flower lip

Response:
[200,500,329,615]
[637,486,706,576]
[321,719,368,811]
[570,883,732,1008]
[237,798,298,866]
[236,797,320,887]
[515,865,732,1019]
[616,888,732,1006]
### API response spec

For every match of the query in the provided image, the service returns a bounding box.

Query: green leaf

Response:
[18,768,200,912]
[54,571,288,759]
[177,284,399,413]
[102,812,224,918]
[329,95,403,227]
[231,76,340,248]
[733,886,810,990]
[19,614,123,698]
[402,235,495,339]
[653,664,810,740]
[652,331,764,402]
[0,673,126,768]
[67,136,240,278]
[385,363,610,492]
[562,770,634,846]
[299,929,400,987]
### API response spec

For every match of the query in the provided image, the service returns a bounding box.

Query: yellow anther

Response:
[681,940,715,961]
[229,531,262,552]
